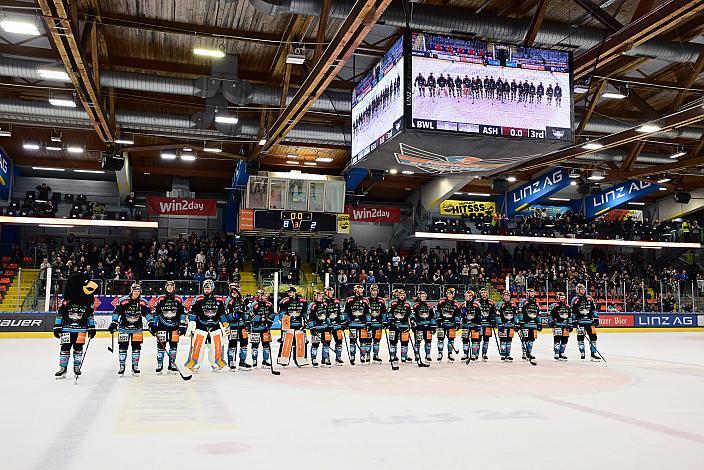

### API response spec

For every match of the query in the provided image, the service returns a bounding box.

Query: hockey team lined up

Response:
[53,275,602,379]
[413,73,563,106]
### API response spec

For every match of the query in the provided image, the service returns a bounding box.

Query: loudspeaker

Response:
[491,178,509,193]
[247,158,260,176]
[101,154,124,171]
[674,191,691,204]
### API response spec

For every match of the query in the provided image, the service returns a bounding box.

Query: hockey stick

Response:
[464,327,480,365]
[341,328,354,366]
[156,337,192,381]
[383,328,399,371]
[266,343,281,375]
[74,336,92,384]
[409,328,429,367]
[492,326,502,360]
[585,334,608,366]
[516,328,537,366]
[107,332,114,353]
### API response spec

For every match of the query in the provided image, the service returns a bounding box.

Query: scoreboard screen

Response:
[252,210,337,232]
[410,32,573,142]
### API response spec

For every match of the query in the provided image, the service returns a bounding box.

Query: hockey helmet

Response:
[203,279,215,292]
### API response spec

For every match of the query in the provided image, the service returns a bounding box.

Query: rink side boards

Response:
[0,312,702,338]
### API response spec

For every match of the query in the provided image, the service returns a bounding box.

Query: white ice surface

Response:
[1,332,703,470]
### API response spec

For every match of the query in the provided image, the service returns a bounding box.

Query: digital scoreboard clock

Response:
[252,210,337,232]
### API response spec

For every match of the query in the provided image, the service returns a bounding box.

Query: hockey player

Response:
[571,283,600,361]
[184,279,228,372]
[460,289,480,361]
[528,82,536,104]
[54,273,98,378]
[473,287,497,361]
[463,75,472,98]
[454,75,463,100]
[446,73,455,97]
[224,282,251,370]
[412,290,436,362]
[518,288,542,361]
[436,287,461,361]
[109,282,151,375]
[502,80,510,103]
[148,280,186,374]
[427,73,436,97]
[536,82,544,104]
[554,83,563,106]
[437,74,447,97]
[510,79,517,101]
[387,289,413,363]
[249,289,275,368]
[278,287,309,366]
[367,284,387,363]
[324,287,346,365]
[344,284,370,365]
[307,290,329,367]
[546,84,554,105]
[414,72,426,97]
[550,292,572,361]
[496,291,518,361]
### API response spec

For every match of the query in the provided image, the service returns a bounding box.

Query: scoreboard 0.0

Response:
[252,210,338,232]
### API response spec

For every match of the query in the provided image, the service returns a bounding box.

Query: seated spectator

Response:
[125,191,137,218]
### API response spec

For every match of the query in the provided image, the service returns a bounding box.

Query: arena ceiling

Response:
[0,0,703,200]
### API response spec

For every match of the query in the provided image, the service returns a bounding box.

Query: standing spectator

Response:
[125,191,137,218]
[36,183,51,201]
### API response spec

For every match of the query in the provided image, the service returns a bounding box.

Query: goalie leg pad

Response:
[278,330,294,365]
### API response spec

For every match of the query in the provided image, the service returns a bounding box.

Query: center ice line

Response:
[540,397,704,445]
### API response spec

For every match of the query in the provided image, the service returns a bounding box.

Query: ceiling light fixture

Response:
[570,180,578,186]
[214,115,238,124]
[658,187,668,191]
[37,68,70,81]
[0,18,40,36]
[628,202,646,206]
[285,48,306,64]
[549,197,571,202]
[316,157,334,163]
[601,91,626,99]
[180,153,197,161]
[203,143,222,153]
[23,141,39,150]
[50,132,61,143]
[401,170,414,175]
[582,142,604,150]
[49,97,76,108]
[389,169,398,174]
[45,145,62,151]
[32,167,64,172]
[657,176,671,183]
[66,145,83,154]
[587,171,605,181]
[506,176,517,182]
[466,192,491,197]
[286,160,298,165]
[258,138,267,146]
[637,124,662,133]
[73,169,104,174]
[303,162,317,166]
[670,150,686,159]
[114,135,134,145]
[0,129,11,138]
[193,46,226,58]
[161,152,177,160]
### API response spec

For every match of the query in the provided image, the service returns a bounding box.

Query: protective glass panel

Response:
[287,180,308,211]
[309,182,325,212]
[324,181,344,213]
[269,179,286,210]
[247,176,268,209]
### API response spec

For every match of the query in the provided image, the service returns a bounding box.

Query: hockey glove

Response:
[593,318,599,327]
[87,326,96,339]
[108,321,118,334]
[53,326,62,339]
[537,324,543,331]
[148,322,158,335]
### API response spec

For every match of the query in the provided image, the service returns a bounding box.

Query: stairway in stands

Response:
[238,261,257,295]
[0,267,41,312]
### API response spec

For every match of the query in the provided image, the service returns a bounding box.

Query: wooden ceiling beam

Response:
[574,0,704,79]
[523,0,549,46]
[94,12,385,58]
[38,0,114,142]
[670,52,704,112]
[573,0,624,31]
[576,80,606,138]
[606,154,704,182]
[261,0,393,153]
[314,0,332,62]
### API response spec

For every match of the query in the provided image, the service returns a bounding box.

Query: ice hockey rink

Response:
[1,331,702,470]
